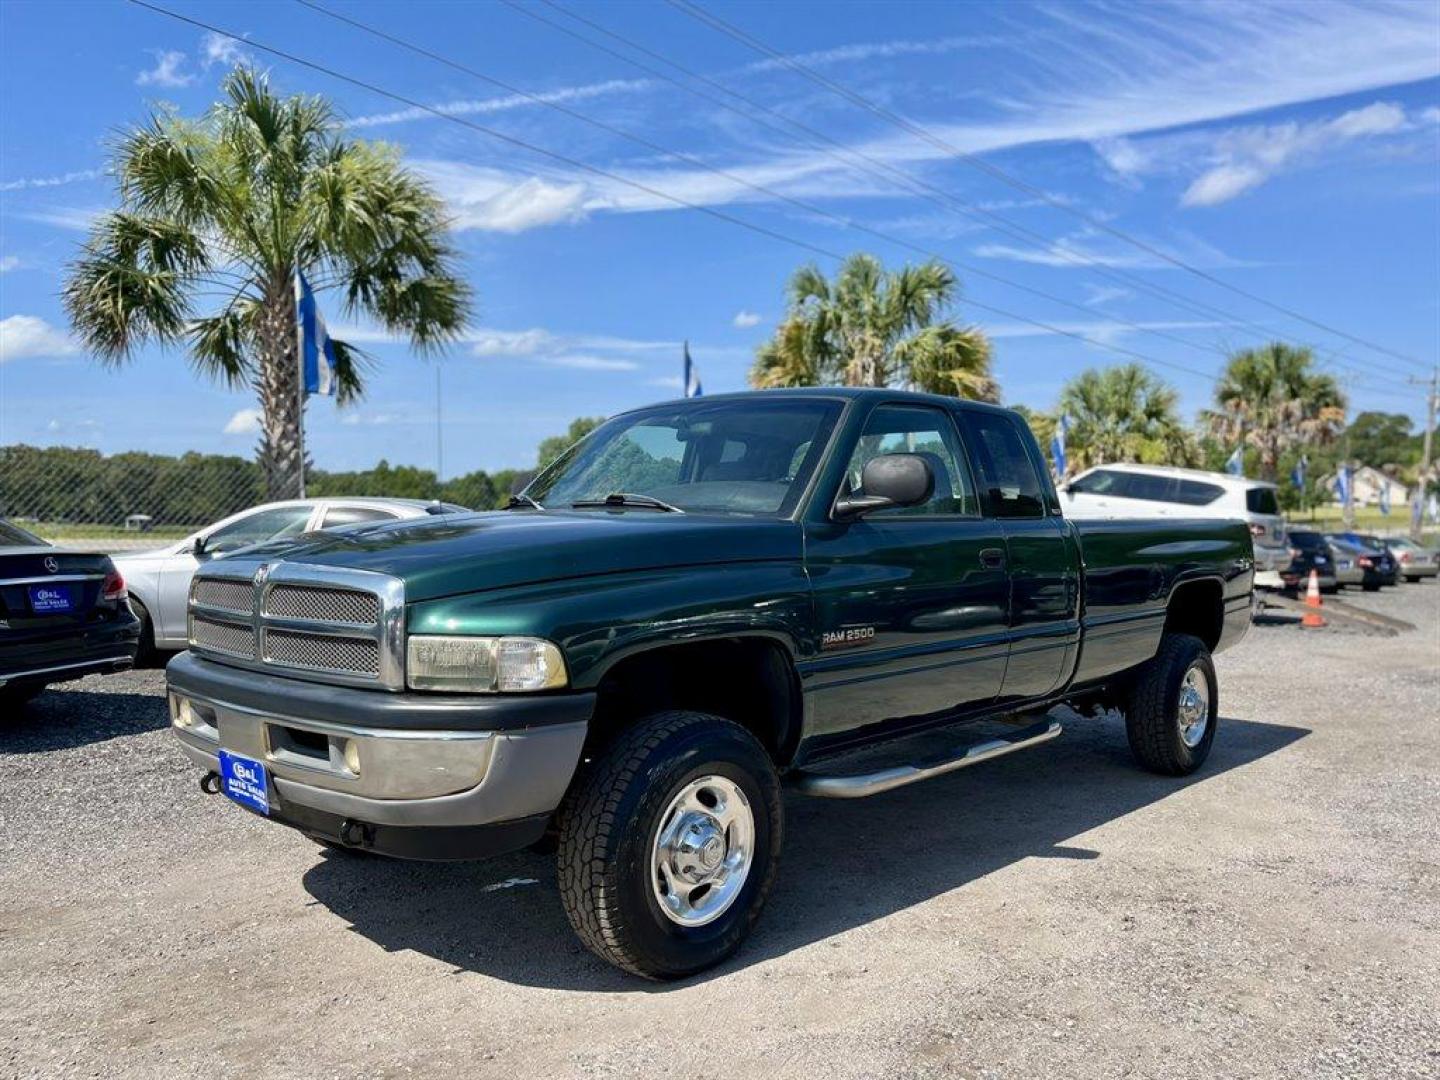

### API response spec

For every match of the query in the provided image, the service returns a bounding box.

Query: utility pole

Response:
[1408,367,1437,541]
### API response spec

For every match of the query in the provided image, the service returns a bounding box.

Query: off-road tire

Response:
[554,711,782,980]
[129,597,157,666]
[1125,632,1217,776]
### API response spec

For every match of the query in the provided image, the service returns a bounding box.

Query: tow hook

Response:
[338,819,375,849]
[199,771,223,795]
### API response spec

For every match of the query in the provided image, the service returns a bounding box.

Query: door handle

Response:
[979,548,1006,570]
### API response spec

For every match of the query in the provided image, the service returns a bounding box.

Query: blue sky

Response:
[1,0,1437,476]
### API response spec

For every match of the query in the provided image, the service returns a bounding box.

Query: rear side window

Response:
[322,506,399,528]
[1173,479,1224,505]
[1246,487,1280,515]
[963,413,1047,519]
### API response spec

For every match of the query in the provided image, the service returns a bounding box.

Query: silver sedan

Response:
[115,498,465,659]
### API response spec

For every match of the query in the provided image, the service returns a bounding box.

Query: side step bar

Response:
[790,719,1063,799]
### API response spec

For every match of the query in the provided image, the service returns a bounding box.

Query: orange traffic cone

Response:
[1302,568,1326,628]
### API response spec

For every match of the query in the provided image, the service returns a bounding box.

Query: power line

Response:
[666,0,1430,373]
[515,0,1415,389]
[126,0,1220,383]
[297,0,1235,373]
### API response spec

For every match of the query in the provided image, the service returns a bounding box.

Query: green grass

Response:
[29,521,193,542]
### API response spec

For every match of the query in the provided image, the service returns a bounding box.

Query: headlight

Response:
[406,635,568,693]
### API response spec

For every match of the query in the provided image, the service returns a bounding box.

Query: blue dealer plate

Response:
[28,584,75,614]
[218,749,270,815]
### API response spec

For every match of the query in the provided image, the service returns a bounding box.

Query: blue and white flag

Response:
[1290,454,1308,490]
[1335,464,1353,509]
[1379,480,1392,516]
[295,269,337,397]
[1224,444,1244,476]
[1429,491,1439,524]
[683,341,703,398]
[1050,414,1069,478]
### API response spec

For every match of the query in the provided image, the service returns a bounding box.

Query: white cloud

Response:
[469,328,556,357]
[17,206,105,231]
[0,168,103,193]
[0,315,78,362]
[136,49,194,88]
[349,77,651,129]
[732,310,762,329]
[542,354,638,371]
[1083,284,1133,307]
[201,31,247,68]
[647,375,684,390]
[0,256,18,273]
[424,167,589,233]
[974,226,1244,271]
[222,408,261,436]
[1179,101,1417,207]
[986,318,1225,347]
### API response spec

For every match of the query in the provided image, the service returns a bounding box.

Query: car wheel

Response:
[129,597,158,666]
[555,711,782,980]
[1405,575,1421,584]
[1362,582,1380,592]
[1124,633,1218,776]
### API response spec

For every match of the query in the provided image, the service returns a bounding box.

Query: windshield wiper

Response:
[505,493,545,511]
[571,492,685,514]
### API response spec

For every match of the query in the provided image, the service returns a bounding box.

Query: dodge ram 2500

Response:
[168,389,1252,978]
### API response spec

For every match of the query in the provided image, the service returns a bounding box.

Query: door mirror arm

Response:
[833,494,897,520]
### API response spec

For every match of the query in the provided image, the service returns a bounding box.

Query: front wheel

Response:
[1125,633,1218,776]
[555,711,782,980]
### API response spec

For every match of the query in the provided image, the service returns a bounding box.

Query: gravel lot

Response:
[2,584,1437,1079]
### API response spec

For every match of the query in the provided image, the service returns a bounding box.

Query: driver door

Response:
[156,504,317,641]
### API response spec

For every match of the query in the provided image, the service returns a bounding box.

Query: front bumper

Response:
[166,651,592,860]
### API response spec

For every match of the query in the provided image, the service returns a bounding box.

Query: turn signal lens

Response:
[406,635,567,693]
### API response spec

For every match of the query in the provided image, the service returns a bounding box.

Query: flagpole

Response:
[294,270,307,499]
[435,360,443,484]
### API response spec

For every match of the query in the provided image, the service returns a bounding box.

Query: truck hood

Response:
[237,510,803,602]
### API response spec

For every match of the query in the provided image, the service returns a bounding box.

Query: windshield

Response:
[525,397,844,516]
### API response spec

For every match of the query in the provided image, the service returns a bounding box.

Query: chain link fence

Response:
[0,443,533,551]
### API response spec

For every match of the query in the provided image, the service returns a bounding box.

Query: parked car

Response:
[168,389,1253,979]
[1325,533,1400,587]
[1325,537,1390,591]
[1,518,140,708]
[1280,530,1337,592]
[115,498,467,660]
[1060,464,1289,583]
[1385,537,1438,582]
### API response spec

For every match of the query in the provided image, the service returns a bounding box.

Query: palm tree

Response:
[1205,343,1346,481]
[748,253,998,401]
[1058,364,1194,469]
[64,68,472,498]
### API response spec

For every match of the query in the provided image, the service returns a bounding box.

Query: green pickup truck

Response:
[168,389,1253,978]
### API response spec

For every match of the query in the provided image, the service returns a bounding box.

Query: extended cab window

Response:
[964,413,1047,518]
[527,398,842,516]
[841,404,978,517]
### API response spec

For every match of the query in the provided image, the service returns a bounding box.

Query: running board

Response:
[790,719,1063,799]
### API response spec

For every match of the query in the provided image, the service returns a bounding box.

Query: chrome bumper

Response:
[167,652,590,828]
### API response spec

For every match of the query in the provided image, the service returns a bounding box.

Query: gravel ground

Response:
[2,583,1437,1079]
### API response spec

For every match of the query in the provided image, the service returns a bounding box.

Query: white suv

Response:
[1059,464,1289,580]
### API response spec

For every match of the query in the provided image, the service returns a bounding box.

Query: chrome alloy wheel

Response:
[1177,663,1211,748]
[651,775,755,928]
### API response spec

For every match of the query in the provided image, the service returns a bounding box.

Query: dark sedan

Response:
[1281,530,1338,593]
[1,520,140,708]
[1328,533,1402,587]
[1326,536,1391,591]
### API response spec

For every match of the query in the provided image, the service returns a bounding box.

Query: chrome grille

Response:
[191,578,254,613]
[187,562,403,689]
[190,616,254,657]
[264,629,379,675]
[264,584,378,624]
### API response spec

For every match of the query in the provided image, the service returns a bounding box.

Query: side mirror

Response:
[190,536,209,558]
[834,453,934,519]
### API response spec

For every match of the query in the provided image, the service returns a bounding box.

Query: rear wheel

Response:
[1124,633,1217,776]
[555,711,782,980]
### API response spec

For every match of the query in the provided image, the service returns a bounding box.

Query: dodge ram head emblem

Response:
[43,556,59,573]
[253,564,270,586]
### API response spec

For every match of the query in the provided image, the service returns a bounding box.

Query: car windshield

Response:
[525,397,844,517]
